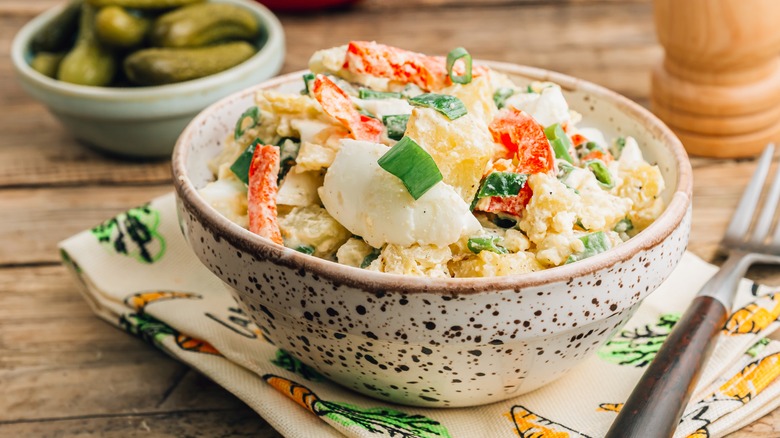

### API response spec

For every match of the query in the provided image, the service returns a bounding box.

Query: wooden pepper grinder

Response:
[652,0,780,157]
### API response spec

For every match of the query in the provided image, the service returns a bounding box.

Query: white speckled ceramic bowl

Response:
[172,63,692,407]
[11,0,284,158]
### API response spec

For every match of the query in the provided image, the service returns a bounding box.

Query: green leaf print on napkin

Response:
[597,313,680,367]
[321,403,451,438]
[263,374,451,438]
[92,203,166,264]
[120,313,176,345]
[271,349,324,381]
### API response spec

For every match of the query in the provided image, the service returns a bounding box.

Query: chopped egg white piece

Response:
[505,85,570,127]
[319,140,481,248]
[199,178,248,228]
[308,46,348,75]
[277,166,323,207]
[290,119,330,144]
[618,136,644,169]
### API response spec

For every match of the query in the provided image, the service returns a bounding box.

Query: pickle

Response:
[57,4,116,86]
[31,52,66,78]
[95,6,151,48]
[87,0,203,10]
[123,41,255,85]
[150,3,259,48]
[31,0,82,53]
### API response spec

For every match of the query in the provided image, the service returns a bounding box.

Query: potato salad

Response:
[201,41,665,278]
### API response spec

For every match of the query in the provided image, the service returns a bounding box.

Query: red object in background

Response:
[257,0,360,12]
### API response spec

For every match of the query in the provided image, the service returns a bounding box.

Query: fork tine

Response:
[722,143,775,248]
[751,143,780,246]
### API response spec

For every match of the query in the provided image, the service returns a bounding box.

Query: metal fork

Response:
[606,144,780,438]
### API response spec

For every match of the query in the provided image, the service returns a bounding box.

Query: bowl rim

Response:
[172,62,693,294]
[10,0,284,101]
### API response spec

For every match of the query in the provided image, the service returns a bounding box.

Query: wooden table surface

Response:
[2,0,780,436]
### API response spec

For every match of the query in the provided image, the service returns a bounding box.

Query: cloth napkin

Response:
[59,193,780,438]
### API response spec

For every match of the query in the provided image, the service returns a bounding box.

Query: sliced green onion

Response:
[492,215,517,229]
[526,84,534,93]
[446,47,473,84]
[359,88,402,99]
[614,218,634,234]
[301,73,315,95]
[469,191,481,211]
[612,136,627,158]
[544,123,574,164]
[566,231,611,264]
[544,123,568,143]
[585,141,604,152]
[408,93,467,120]
[383,114,410,141]
[585,159,614,189]
[476,172,527,199]
[234,106,259,140]
[550,139,574,164]
[467,236,507,255]
[230,138,261,185]
[295,245,315,255]
[557,161,576,181]
[493,87,515,109]
[277,138,300,183]
[378,136,443,200]
[361,248,381,268]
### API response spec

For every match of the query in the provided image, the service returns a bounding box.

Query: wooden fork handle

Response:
[604,295,730,438]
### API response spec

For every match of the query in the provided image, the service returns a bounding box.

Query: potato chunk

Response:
[368,244,452,278]
[278,205,351,258]
[404,107,493,202]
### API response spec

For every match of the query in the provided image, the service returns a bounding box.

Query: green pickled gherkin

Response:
[31,52,66,78]
[57,4,116,86]
[31,0,82,53]
[123,41,255,85]
[94,6,151,48]
[150,2,259,48]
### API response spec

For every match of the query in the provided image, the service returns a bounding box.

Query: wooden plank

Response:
[0,409,279,438]
[729,412,780,437]
[0,264,261,425]
[0,185,171,266]
[0,104,174,188]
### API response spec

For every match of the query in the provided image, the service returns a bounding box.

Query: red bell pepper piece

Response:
[248,144,283,245]
[312,74,384,142]
[479,108,556,216]
[489,107,555,174]
[343,41,486,92]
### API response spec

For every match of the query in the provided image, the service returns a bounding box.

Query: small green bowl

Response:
[11,0,285,158]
